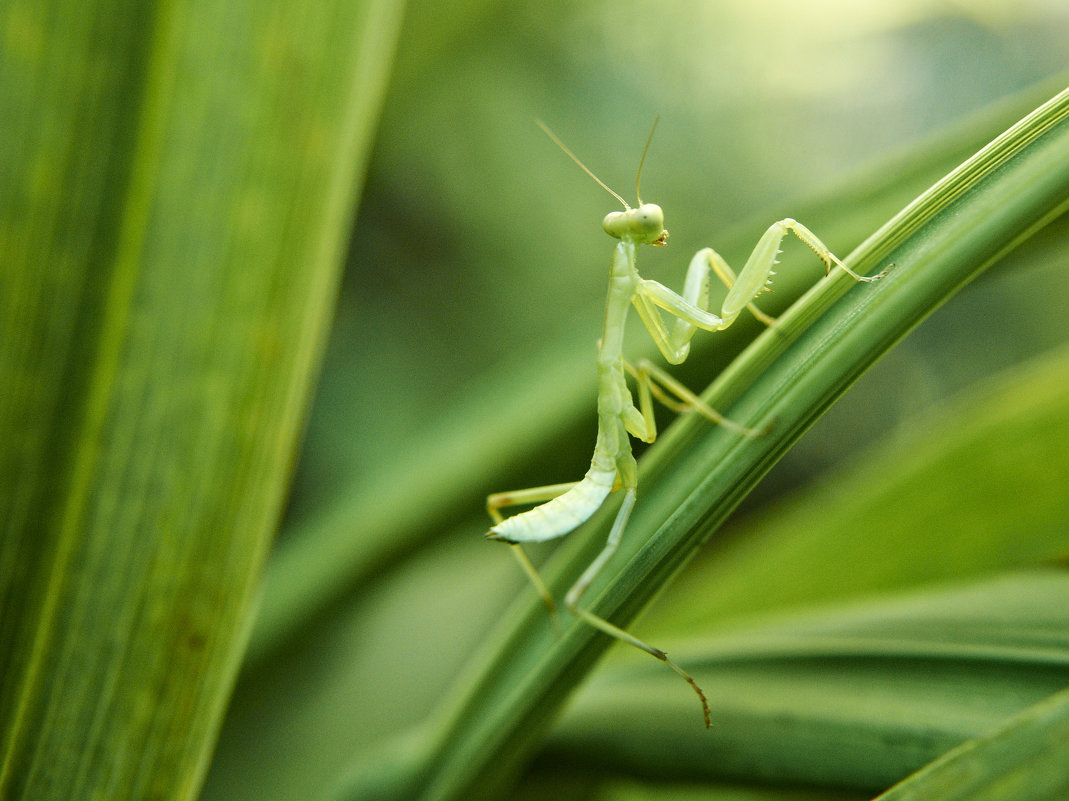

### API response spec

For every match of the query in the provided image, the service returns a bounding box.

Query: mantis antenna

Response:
[634,116,659,206]
[535,119,630,210]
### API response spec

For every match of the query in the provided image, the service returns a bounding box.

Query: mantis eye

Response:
[635,203,665,237]
[602,210,626,239]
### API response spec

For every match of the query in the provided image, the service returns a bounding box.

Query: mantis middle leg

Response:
[626,357,770,437]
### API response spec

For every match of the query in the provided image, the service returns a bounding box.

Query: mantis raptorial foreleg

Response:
[486,120,891,727]
[704,250,778,327]
[635,219,887,366]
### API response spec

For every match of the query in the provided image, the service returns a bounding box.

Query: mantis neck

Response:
[597,240,638,366]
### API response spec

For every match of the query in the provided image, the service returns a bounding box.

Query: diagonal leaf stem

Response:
[336,85,1069,801]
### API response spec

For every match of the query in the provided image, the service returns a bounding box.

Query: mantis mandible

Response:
[486,120,888,727]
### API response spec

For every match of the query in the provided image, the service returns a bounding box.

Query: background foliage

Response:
[3,1,1069,800]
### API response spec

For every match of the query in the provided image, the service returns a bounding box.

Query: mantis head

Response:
[603,204,668,246]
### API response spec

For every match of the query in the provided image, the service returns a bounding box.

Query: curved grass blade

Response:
[655,337,1069,632]
[247,76,1068,668]
[542,340,1069,790]
[335,86,1069,801]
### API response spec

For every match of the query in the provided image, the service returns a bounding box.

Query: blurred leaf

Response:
[514,774,866,801]
[592,783,865,801]
[875,682,1069,801]
[546,570,1069,793]
[0,1,404,799]
[654,339,1069,634]
[332,81,1069,801]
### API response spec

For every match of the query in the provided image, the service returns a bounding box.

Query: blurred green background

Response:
[197,1,1069,800]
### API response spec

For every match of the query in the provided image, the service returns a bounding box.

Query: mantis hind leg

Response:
[507,544,558,628]
[488,481,579,624]
[564,488,711,727]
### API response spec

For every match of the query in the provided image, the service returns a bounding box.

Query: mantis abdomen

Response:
[487,462,615,543]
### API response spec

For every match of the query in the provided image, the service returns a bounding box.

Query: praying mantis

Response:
[486,120,889,727]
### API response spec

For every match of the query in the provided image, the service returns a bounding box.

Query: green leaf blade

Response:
[0,1,405,798]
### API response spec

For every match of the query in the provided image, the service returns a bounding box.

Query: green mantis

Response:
[486,121,888,727]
